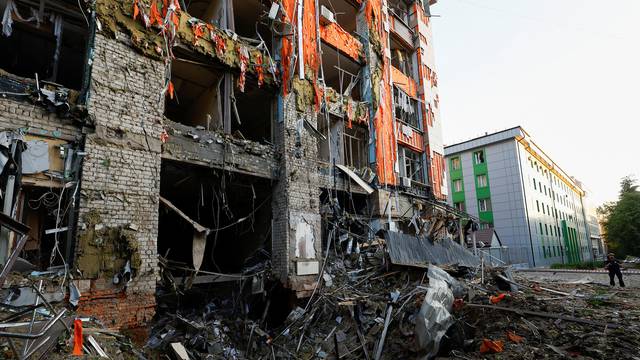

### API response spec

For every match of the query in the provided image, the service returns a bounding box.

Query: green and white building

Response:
[444,127,592,267]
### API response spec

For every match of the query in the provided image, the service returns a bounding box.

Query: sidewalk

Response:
[517,268,640,275]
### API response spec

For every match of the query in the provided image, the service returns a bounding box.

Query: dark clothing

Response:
[609,271,625,287]
[605,259,625,287]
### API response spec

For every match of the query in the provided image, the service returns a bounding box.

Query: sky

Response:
[431,0,640,207]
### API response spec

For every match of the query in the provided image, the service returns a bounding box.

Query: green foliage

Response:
[550,261,604,270]
[599,176,640,258]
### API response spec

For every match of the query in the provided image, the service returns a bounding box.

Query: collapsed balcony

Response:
[161,119,278,180]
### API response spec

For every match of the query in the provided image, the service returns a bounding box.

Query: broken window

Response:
[473,150,485,164]
[0,0,88,89]
[478,198,491,212]
[388,0,411,25]
[319,0,358,34]
[232,81,274,143]
[166,49,273,142]
[0,132,83,270]
[185,0,273,51]
[166,50,225,129]
[321,42,361,100]
[390,35,414,77]
[317,113,340,165]
[391,47,413,77]
[317,113,367,169]
[232,0,273,51]
[401,146,424,184]
[186,0,225,26]
[343,125,367,169]
[393,87,419,128]
[15,187,64,269]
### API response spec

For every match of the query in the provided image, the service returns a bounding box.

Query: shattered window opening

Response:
[232,0,274,51]
[165,49,274,142]
[0,0,88,89]
[394,86,419,129]
[320,42,362,100]
[165,52,225,129]
[317,112,339,165]
[186,0,225,28]
[401,146,424,184]
[388,0,412,25]
[17,186,72,270]
[316,112,367,170]
[319,0,358,34]
[343,124,367,169]
[473,150,485,164]
[391,35,414,77]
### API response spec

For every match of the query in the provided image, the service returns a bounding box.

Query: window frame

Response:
[401,146,424,184]
[478,198,491,212]
[451,157,461,171]
[473,150,485,164]
[476,174,488,188]
[452,179,463,192]
[393,86,420,129]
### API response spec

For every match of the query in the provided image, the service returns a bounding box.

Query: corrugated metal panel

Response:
[383,230,480,268]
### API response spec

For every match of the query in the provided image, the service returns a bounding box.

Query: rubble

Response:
[136,231,640,360]
[0,0,636,358]
[0,206,638,359]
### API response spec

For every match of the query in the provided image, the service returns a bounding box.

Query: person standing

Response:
[605,253,625,287]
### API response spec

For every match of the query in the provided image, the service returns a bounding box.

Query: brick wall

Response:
[272,94,322,292]
[0,97,82,139]
[76,33,164,327]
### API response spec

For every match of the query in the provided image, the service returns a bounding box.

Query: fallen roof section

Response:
[382,230,480,268]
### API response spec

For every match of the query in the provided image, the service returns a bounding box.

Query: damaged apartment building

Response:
[0,0,450,328]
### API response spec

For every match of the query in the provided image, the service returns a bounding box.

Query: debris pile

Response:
[0,268,145,359]
[144,232,640,359]
[0,208,142,359]
[2,211,638,359]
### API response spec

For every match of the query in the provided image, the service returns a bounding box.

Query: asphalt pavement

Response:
[516,269,639,288]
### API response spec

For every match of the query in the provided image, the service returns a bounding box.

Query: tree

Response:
[599,176,640,258]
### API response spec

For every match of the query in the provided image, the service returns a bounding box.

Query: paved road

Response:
[516,269,639,288]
